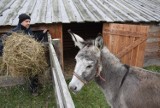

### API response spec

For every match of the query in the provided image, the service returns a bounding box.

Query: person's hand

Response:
[43,29,48,33]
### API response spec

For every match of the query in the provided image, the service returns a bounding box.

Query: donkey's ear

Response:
[68,29,85,49]
[94,34,103,50]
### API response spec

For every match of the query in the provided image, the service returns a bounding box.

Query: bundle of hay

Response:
[2,33,48,78]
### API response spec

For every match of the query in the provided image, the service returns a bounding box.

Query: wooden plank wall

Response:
[103,23,149,67]
[144,25,160,66]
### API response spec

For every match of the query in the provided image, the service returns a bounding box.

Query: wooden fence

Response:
[48,34,75,108]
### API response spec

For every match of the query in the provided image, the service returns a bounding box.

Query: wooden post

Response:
[52,39,63,70]
[47,24,64,70]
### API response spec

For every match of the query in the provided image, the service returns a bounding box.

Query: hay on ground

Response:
[2,33,49,78]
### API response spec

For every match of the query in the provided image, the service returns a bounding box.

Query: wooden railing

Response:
[48,34,75,108]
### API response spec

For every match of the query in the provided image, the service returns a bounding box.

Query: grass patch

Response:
[0,83,56,108]
[0,66,159,108]
[66,79,110,108]
[144,65,160,73]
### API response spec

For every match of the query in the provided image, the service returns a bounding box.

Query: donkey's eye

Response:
[87,65,92,68]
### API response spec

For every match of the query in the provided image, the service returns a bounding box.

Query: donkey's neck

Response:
[95,47,129,103]
[95,47,128,100]
[101,47,123,76]
[101,47,120,66]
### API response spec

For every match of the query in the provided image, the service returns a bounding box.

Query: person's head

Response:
[18,13,31,29]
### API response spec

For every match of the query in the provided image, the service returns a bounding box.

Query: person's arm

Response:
[33,29,48,42]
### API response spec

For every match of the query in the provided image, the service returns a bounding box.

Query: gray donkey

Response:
[68,30,160,108]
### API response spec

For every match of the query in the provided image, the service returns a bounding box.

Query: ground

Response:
[0,83,56,108]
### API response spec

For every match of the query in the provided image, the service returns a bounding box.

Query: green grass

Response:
[66,80,110,108]
[0,83,56,108]
[144,65,160,73]
[0,66,159,108]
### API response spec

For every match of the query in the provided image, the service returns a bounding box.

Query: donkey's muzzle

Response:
[69,84,78,93]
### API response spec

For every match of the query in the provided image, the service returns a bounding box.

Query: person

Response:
[1,13,48,96]
[3,13,48,39]
[0,13,48,52]
[12,13,34,35]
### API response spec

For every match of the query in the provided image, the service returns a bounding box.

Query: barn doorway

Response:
[63,23,102,77]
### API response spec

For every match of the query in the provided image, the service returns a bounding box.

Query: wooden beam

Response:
[117,37,147,58]
[46,24,64,70]
[0,76,25,87]
[52,39,63,69]
[0,26,13,33]
[52,68,64,108]
[104,27,147,37]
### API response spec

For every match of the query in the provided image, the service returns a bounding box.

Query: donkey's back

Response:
[118,66,160,108]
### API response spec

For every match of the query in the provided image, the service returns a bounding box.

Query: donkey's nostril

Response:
[69,85,77,91]
[74,86,77,90]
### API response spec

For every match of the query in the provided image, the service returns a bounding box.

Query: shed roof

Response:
[0,0,160,26]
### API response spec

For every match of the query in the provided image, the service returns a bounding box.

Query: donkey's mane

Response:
[83,39,94,47]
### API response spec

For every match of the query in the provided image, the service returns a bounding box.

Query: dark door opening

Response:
[63,23,102,77]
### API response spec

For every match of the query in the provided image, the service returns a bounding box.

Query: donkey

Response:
[68,30,160,108]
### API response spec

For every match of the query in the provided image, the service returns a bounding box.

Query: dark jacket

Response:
[4,23,33,37]
[11,23,47,41]
[12,23,33,36]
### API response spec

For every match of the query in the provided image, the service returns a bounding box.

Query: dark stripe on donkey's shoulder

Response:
[120,64,130,88]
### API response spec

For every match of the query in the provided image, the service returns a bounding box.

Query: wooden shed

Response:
[0,0,160,76]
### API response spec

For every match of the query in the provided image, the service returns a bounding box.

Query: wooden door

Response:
[103,23,149,67]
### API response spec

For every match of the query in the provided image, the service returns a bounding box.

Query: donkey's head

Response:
[68,30,104,93]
